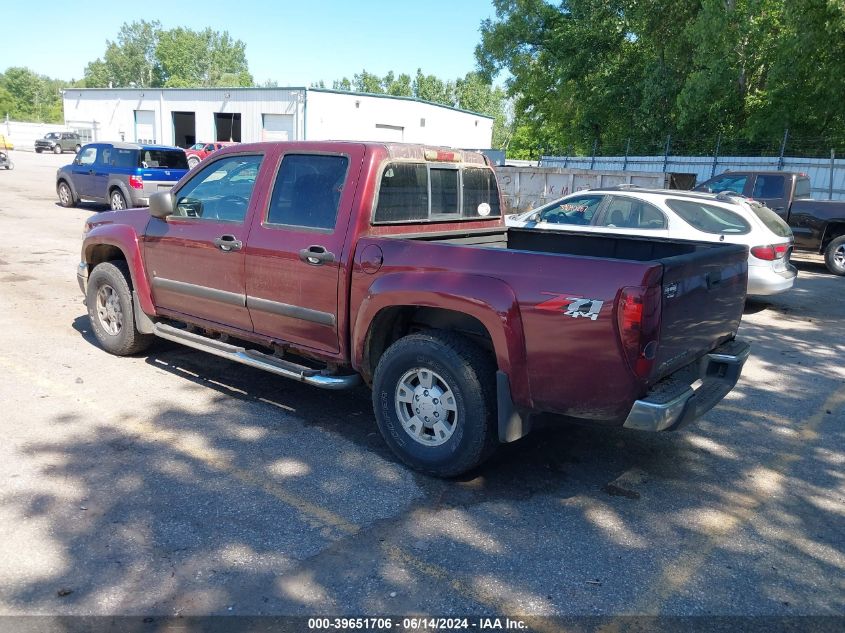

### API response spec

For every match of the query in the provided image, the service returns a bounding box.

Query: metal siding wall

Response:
[63,89,305,146]
[540,154,845,200]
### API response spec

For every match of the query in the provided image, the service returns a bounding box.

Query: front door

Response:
[71,145,99,198]
[143,152,266,332]
[244,146,365,354]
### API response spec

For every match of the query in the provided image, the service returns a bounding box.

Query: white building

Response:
[62,87,493,149]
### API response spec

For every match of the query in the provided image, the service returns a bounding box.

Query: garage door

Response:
[262,114,294,141]
[134,110,156,144]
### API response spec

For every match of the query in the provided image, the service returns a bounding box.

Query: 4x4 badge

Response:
[537,293,604,321]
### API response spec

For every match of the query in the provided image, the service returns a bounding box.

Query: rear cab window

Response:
[373,162,501,223]
[666,199,751,235]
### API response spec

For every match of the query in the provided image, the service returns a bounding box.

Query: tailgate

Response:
[142,168,188,196]
[651,243,748,382]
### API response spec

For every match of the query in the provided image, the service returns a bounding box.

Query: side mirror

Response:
[149,191,174,219]
[529,212,540,222]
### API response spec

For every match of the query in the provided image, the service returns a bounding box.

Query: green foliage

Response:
[83,20,253,88]
[477,0,845,157]
[0,67,66,123]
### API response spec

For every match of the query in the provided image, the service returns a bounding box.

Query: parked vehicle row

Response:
[507,186,797,297]
[56,142,189,210]
[77,141,751,477]
[695,171,845,275]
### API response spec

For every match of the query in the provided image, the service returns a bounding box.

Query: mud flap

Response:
[497,370,532,443]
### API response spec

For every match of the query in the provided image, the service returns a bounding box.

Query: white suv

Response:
[506,187,797,296]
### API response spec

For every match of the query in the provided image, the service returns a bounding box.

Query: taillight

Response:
[751,244,788,260]
[128,175,143,189]
[617,286,661,379]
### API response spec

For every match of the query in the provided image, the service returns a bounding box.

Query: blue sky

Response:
[4,0,500,85]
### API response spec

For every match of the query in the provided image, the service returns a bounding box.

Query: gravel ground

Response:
[0,149,842,626]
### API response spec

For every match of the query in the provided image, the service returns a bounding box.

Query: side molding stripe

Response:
[247,296,336,326]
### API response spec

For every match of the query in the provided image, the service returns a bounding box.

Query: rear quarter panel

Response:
[350,237,662,421]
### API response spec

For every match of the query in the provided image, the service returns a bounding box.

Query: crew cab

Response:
[695,171,845,274]
[77,142,751,477]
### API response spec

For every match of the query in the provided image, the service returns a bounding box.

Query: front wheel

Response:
[86,262,154,356]
[35,148,43,154]
[372,331,498,478]
[110,189,127,210]
[57,181,76,207]
[188,156,200,169]
[824,236,845,276]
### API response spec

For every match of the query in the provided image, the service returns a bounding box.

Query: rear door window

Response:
[596,196,667,229]
[666,199,751,235]
[752,175,786,199]
[266,154,350,230]
[111,148,139,168]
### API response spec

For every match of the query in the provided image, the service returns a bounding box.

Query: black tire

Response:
[57,181,76,207]
[372,330,498,478]
[35,148,43,154]
[53,144,62,154]
[110,189,127,211]
[824,236,845,276]
[86,261,154,356]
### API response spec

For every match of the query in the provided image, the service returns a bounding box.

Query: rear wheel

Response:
[53,144,62,154]
[824,236,845,275]
[74,144,81,153]
[86,261,154,356]
[57,181,76,207]
[110,189,127,210]
[372,330,498,478]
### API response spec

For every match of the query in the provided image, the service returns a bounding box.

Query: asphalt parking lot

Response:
[0,150,842,626]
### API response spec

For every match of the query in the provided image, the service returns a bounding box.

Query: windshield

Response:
[750,202,793,238]
[45,133,60,139]
[190,143,204,150]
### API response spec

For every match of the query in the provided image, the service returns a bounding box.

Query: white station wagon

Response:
[506,187,797,297]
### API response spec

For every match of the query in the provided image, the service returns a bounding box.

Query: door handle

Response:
[706,271,722,290]
[298,245,335,265]
[213,234,243,252]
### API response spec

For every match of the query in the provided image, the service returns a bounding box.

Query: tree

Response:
[84,20,161,88]
[412,69,454,106]
[83,21,253,88]
[0,67,65,122]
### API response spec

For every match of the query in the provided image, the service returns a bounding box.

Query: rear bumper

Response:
[747,264,797,296]
[622,339,751,432]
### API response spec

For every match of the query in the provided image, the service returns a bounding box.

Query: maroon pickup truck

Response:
[78,141,751,477]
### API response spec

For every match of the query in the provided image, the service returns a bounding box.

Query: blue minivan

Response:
[56,142,189,210]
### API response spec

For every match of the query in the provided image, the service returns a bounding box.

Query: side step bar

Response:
[153,323,361,390]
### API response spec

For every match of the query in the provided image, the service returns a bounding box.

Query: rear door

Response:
[143,152,267,331]
[244,145,365,354]
[652,243,749,381]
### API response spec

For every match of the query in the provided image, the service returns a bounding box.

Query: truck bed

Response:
[358,227,748,421]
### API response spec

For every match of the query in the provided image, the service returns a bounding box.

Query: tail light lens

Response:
[751,244,788,260]
[128,175,143,189]
[617,286,661,379]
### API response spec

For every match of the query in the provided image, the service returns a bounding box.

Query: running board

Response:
[153,323,360,390]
